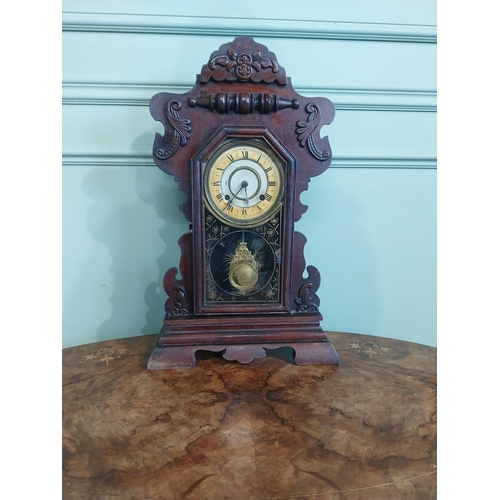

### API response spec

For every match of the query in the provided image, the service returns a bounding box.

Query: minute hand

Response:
[228,181,248,204]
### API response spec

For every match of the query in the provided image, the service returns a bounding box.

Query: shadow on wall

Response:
[297,168,379,336]
[81,152,187,343]
[137,166,189,337]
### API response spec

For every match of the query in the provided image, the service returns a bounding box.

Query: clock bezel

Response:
[192,126,296,315]
[203,139,285,228]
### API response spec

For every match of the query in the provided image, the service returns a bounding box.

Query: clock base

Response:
[147,316,339,369]
[148,342,339,370]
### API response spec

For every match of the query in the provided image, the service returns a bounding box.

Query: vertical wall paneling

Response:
[62,0,437,348]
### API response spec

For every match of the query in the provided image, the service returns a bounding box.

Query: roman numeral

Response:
[212,181,221,186]
[268,181,276,186]
[265,193,273,201]
[242,150,249,159]
[223,203,234,212]
[227,154,235,162]
[216,193,223,202]
[265,166,273,173]
[241,207,247,216]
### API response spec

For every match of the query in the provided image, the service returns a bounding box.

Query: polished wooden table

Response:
[62,332,436,500]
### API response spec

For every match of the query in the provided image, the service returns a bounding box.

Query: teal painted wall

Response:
[62,0,436,348]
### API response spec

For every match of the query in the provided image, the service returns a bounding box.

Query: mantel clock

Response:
[147,36,339,369]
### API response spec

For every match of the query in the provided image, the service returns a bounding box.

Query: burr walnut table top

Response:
[62,332,437,500]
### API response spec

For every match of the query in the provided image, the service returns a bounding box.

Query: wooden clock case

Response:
[147,36,339,369]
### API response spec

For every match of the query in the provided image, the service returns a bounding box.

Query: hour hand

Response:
[243,184,249,206]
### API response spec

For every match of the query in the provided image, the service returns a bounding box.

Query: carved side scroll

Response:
[155,100,192,160]
[162,232,193,317]
[163,268,191,316]
[295,265,321,313]
[295,103,331,161]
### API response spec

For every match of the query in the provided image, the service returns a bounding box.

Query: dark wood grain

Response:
[148,36,339,367]
[62,331,437,499]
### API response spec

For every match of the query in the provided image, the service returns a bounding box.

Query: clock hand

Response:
[244,184,249,206]
[228,181,248,204]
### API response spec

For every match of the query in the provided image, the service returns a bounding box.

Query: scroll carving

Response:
[295,266,321,313]
[163,268,191,316]
[188,93,299,114]
[295,103,331,161]
[155,100,192,160]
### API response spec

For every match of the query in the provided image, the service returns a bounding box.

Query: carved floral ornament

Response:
[209,49,279,82]
[199,38,287,84]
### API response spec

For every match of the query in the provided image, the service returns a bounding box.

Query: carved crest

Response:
[199,37,287,84]
[210,49,278,81]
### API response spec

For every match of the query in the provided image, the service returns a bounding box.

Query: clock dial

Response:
[204,140,284,227]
